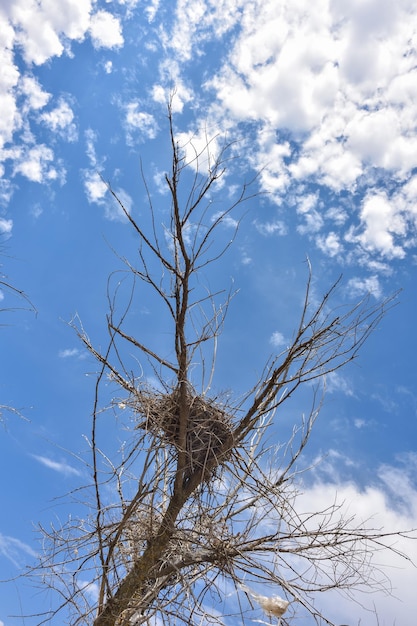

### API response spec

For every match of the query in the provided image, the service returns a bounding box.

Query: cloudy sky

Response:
[1,0,417,624]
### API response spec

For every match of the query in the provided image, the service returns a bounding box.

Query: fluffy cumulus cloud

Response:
[83,169,108,204]
[89,10,124,49]
[41,98,77,141]
[124,101,158,143]
[346,274,382,299]
[19,75,51,111]
[7,0,93,65]
[356,193,407,259]
[1,0,417,270]
[161,0,417,268]
[0,0,124,218]
[12,144,56,182]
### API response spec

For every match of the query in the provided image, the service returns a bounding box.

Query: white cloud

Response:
[0,0,91,201]
[41,98,77,141]
[204,1,340,132]
[176,127,223,176]
[0,217,13,235]
[12,7,64,65]
[13,144,57,183]
[77,578,99,603]
[325,206,348,226]
[0,29,21,149]
[211,210,238,229]
[104,187,132,222]
[240,249,252,265]
[357,193,407,259]
[19,75,51,111]
[296,193,323,235]
[30,203,43,218]
[124,102,158,143]
[251,130,291,197]
[296,460,417,626]
[346,275,382,299]
[84,128,100,168]
[316,231,342,257]
[0,532,37,568]
[152,70,193,114]
[83,170,132,223]
[153,170,170,195]
[353,418,366,429]
[10,0,93,65]
[270,331,286,348]
[103,60,113,74]
[32,454,82,477]
[83,170,108,204]
[325,370,354,396]
[0,179,14,208]
[291,131,363,192]
[145,0,160,23]
[89,10,124,49]
[58,347,80,358]
[163,0,417,267]
[346,108,403,169]
[83,127,131,221]
[254,219,287,237]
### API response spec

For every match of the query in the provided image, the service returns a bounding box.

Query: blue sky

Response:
[1,0,417,624]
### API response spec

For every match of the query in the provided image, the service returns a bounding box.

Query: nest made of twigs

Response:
[131,386,234,481]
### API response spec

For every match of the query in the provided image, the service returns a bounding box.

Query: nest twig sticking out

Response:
[132,386,234,483]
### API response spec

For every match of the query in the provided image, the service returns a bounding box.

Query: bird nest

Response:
[130,386,234,482]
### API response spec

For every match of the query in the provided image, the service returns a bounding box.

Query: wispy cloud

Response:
[32,454,82,477]
[211,211,238,229]
[82,129,132,222]
[0,533,37,568]
[58,347,80,358]
[105,187,132,222]
[254,219,287,237]
[325,371,354,396]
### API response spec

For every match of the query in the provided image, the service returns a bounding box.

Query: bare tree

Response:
[32,103,413,626]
